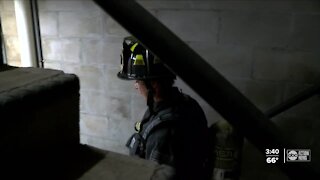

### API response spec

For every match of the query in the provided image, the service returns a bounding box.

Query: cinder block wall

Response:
[36,0,320,179]
[38,0,133,154]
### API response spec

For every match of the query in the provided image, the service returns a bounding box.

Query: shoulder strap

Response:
[142,107,175,139]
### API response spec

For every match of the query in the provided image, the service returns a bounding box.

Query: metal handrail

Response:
[93,0,318,179]
[266,83,320,118]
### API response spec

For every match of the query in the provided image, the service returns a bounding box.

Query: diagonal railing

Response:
[266,83,320,118]
[93,0,319,179]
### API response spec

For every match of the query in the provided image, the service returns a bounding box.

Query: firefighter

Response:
[117,36,211,180]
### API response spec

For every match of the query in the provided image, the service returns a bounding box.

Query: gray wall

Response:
[38,0,320,179]
[0,0,21,66]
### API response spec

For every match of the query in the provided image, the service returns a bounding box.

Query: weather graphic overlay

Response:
[265,149,280,164]
[265,148,312,164]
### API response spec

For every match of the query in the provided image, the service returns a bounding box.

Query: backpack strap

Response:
[142,107,175,140]
[126,107,175,157]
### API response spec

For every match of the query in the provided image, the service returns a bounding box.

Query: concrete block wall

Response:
[38,0,135,155]
[0,0,21,66]
[35,0,320,179]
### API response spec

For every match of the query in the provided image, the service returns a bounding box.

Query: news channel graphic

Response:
[265,149,311,164]
[286,149,311,162]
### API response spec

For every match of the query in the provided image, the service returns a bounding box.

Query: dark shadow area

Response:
[0,64,17,72]
[1,144,105,179]
[0,67,105,179]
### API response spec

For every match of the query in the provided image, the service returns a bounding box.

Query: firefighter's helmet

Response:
[117,36,176,80]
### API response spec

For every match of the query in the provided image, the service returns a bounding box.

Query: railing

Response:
[266,83,320,118]
[93,0,319,179]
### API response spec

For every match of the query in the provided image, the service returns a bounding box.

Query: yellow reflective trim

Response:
[133,54,145,65]
[130,43,138,52]
[135,121,141,132]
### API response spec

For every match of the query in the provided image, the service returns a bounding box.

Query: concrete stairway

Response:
[0,66,159,179]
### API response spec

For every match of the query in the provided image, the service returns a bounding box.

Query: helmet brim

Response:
[117,72,135,80]
[117,71,176,81]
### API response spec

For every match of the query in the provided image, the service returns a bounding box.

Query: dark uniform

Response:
[127,87,211,180]
[118,36,212,179]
